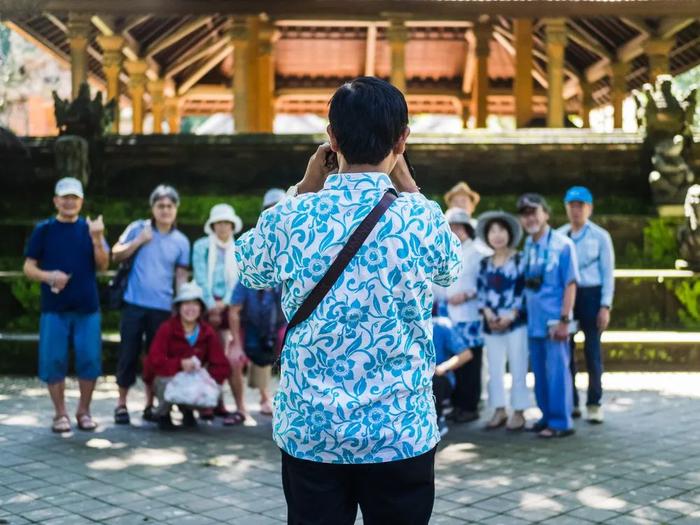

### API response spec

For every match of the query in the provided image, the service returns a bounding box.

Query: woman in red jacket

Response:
[144,281,231,430]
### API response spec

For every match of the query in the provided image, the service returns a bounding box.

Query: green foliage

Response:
[666,279,700,329]
[8,279,41,331]
[643,218,680,267]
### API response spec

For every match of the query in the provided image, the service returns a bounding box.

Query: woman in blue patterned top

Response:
[476,211,530,431]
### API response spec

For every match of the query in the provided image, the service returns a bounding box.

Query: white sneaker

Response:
[586,405,604,424]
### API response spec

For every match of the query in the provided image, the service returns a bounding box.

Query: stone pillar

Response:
[124,60,148,134]
[387,17,409,93]
[472,19,491,129]
[165,96,182,134]
[645,39,675,84]
[67,13,91,99]
[545,18,567,128]
[255,20,276,133]
[148,79,165,133]
[513,19,533,128]
[230,18,251,133]
[97,35,124,133]
[610,61,628,129]
[580,81,593,128]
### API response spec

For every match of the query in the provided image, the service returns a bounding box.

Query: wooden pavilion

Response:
[3,0,699,133]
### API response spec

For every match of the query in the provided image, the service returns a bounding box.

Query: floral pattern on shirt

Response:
[235,172,462,463]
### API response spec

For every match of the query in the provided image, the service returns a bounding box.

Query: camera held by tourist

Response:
[444,207,486,424]
[143,281,231,431]
[557,186,615,424]
[518,193,580,439]
[476,211,530,431]
[23,177,110,433]
[111,185,191,425]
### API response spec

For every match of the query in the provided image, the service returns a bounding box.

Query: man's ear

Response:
[327,124,340,152]
[392,126,411,155]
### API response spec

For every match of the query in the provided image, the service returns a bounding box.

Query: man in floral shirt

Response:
[236,77,462,524]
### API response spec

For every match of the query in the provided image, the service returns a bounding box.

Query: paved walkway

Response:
[1,373,699,524]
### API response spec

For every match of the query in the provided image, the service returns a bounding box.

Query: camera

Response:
[524,276,543,291]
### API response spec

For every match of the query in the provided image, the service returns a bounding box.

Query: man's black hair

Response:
[328,77,409,166]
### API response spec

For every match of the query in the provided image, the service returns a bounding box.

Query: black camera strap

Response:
[281,188,398,347]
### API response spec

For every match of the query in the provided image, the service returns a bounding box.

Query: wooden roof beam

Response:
[176,43,232,95]
[165,36,230,78]
[567,20,613,61]
[92,14,160,80]
[145,16,212,57]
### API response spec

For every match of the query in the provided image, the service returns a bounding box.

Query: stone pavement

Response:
[1,373,700,525]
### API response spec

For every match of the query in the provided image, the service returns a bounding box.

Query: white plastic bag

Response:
[164,368,221,408]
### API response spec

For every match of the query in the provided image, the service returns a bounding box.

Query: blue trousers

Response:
[529,336,573,431]
[569,286,604,407]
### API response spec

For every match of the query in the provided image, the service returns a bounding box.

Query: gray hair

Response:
[149,185,180,207]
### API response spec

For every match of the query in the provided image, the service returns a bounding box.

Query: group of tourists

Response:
[22,76,617,524]
[433,182,615,439]
[24,178,286,433]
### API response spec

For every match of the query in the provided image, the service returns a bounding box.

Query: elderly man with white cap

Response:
[23,177,110,433]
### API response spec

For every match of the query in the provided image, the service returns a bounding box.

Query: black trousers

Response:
[452,345,483,412]
[117,303,170,388]
[433,374,453,418]
[281,447,436,525]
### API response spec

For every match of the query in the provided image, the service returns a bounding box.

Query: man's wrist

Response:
[559,314,570,323]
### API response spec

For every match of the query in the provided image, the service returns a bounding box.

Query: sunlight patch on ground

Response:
[0,414,40,426]
[576,486,629,510]
[87,447,188,471]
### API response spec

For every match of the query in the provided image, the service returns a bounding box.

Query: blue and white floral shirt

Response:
[235,172,462,464]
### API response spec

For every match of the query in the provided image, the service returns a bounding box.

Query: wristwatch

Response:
[559,314,570,323]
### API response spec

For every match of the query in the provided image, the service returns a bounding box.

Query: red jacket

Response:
[144,316,231,384]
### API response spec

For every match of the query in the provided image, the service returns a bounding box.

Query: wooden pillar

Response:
[255,20,276,133]
[610,61,628,129]
[645,39,675,84]
[124,59,148,134]
[472,19,491,129]
[460,97,470,129]
[387,17,409,93]
[165,96,182,134]
[96,35,124,133]
[230,18,251,133]
[545,18,567,128]
[513,19,533,128]
[148,79,165,134]
[580,81,592,128]
[67,13,91,99]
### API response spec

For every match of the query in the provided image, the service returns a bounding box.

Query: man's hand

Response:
[226,341,246,366]
[597,307,611,331]
[181,358,198,372]
[551,321,570,341]
[297,143,336,194]
[434,364,447,377]
[49,271,71,293]
[87,215,105,239]
[389,154,420,193]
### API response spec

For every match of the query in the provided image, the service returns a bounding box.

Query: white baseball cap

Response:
[54,177,84,198]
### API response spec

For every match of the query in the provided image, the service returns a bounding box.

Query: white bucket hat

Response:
[445,207,473,226]
[173,281,206,308]
[262,188,286,210]
[204,203,243,235]
[476,210,523,249]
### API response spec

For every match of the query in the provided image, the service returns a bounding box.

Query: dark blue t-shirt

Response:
[24,217,103,314]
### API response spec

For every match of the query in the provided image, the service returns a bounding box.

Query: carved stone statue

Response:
[52,82,114,138]
[634,75,697,205]
[678,184,700,271]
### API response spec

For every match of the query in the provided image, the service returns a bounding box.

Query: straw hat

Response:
[444,182,481,209]
[204,203,243,235]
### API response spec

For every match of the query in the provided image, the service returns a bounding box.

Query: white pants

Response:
[484,325,530,411]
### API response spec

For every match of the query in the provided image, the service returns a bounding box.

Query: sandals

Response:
[199,408,215,421]
[506,412,526,432]
[538,427,576,439]
[223,411,246,426]
[142,406,157,422]
[485,410,508,430]
[76,413,97,432]
[52,415,71,434]
[260,401,273,417]
[114,406,130,425]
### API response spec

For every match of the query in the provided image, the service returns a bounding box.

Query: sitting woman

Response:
[144,281,231,430]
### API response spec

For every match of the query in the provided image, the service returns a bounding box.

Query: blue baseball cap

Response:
[564,186,593,204]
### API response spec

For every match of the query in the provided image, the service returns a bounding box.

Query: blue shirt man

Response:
[23,177,109,433]
[557,186,615,422]
[518,193,580,437]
